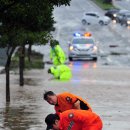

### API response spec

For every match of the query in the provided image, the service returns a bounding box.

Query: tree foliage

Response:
[0,0,71,47]
[0,0,71,102]
[103,0,112,4]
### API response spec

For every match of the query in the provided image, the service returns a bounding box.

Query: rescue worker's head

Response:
[48,68,51,74]
[48,67,56,75]
[44,91,57,105]
[45,113,60,130]
[50,40,59,48]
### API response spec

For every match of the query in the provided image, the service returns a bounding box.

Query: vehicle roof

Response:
[107,9,120,12]
[118,10,130,14]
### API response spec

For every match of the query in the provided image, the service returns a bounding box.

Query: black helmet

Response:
[50,40,59,47]
[45,114,60,130]
[48,68,51,73]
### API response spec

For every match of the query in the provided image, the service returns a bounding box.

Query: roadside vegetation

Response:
[92,0,116,10]
[11,50,44,70]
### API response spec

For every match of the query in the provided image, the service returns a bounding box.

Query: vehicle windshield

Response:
[73,38,94,44]
[127,15,130,18]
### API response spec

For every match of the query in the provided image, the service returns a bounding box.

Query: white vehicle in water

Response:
[68,33,98,61]
[82,12,111,25]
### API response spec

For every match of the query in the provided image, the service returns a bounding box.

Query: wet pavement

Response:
[32,0,130,67]
[0,69,54,130]
[0,64,130,130]
[113,0,130,10]
[0,0,130,130]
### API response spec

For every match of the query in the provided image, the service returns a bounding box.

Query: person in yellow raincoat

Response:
[50,40,66,66]
[48,65,72,80]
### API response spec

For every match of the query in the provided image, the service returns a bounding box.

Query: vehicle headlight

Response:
[93,46,97,51]
[127,21,130,24]
[112,20,117,23]
[69,46,74,51]
[113,14,117,17]
[93,46,97,52]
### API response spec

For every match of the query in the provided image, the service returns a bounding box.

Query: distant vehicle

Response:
[120,13,130,26]
[81,12,111,25]
[105,9,120,20]
[115,10,130,23]
[68,33,98,61]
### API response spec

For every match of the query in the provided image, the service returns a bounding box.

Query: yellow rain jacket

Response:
[50,65,72,80]
[50,45,66,66]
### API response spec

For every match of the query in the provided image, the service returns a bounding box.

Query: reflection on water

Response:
[0,103,41,130]
[0,69,54,130]
[69,61,97,83]
[69,60,97,70]
[127,26,130,30]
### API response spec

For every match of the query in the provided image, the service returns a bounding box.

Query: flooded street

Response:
[0,70,49,130]
[0,0,130,130]
[0,65,130,130]
[0,69,55,130]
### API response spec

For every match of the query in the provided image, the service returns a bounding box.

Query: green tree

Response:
[0,0,71,102]
[103,0,112,4]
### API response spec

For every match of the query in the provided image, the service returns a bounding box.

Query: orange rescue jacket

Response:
[55,92,92,115]
[59,109,103,130]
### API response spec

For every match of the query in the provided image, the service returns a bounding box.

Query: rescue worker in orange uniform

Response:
[43,91,92,115]
[45,109,103,130]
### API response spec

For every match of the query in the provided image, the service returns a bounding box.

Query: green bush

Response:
[11,50,44,70]
[93,0,116,10]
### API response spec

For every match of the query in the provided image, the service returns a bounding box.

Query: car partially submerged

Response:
[68,33,98,61]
